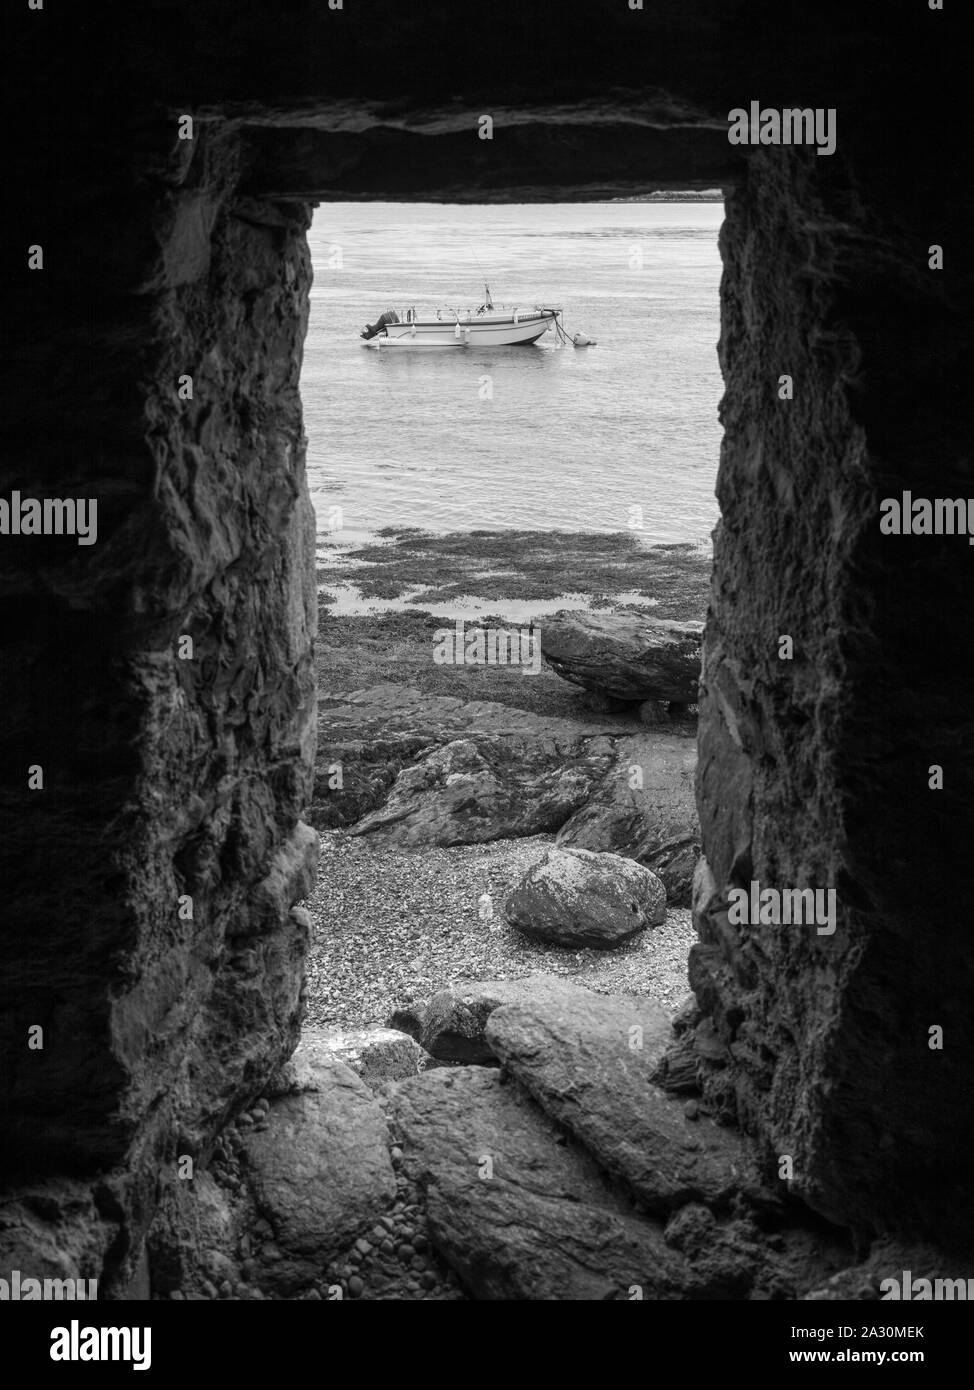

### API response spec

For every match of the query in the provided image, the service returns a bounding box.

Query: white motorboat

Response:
[361,285,563,348]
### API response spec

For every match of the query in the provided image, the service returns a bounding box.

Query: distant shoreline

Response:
[611,190,724,202]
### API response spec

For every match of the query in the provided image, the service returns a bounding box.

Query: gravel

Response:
[304,829,696,1031]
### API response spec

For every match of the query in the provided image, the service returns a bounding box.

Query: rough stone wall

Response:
[1,118,318,1290]
[693,124,974,1248]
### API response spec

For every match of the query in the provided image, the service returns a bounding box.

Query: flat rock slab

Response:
[392,1066,690,1300]
[321,683,623,741]
[310,683,622,832]
[388,973,591,1065]
[348,731,614,846]
[313,686,700,871]
[505,845,666,948]
[485,990,764,1216]
[557,732,700,904]
[241,1049,395,1293]
[542,612,703,703]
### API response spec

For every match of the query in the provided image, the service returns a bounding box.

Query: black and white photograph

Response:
[2,0,971,1365]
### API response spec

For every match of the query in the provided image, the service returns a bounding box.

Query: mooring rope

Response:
[551,311,595,347]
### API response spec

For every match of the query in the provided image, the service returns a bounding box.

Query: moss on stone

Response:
[316,529,711,616]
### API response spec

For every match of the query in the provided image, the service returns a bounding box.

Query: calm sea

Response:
[303,201,724,548]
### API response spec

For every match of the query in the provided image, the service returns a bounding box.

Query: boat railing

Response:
[393,304,562,322]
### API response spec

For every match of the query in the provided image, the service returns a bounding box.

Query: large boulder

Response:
[541,612,703,703]
[387,974,590,1065]
[484,988,771,1217]
[240,1046,396,1294]
[556,732,700,904]
[504,845,666,948]
[391,1066,691,1300]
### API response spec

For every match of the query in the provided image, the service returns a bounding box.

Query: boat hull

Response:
[371,311,556,348]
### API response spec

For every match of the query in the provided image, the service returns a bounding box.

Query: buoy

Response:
[573,332,596,347]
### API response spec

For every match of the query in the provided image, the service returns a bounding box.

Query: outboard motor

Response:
[361,309,400,340]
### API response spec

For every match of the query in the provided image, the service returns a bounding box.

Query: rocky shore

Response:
[149,989,939,1303]
[156,528,719,1300]
[303,530,728,1300]
[145,530,957,1301]
[306,529,710,1029]
[304,832,697,1033]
